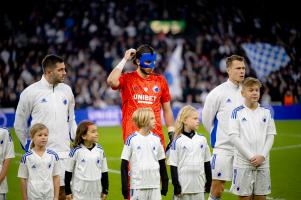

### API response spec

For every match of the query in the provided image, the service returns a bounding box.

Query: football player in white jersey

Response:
[202,55,246,200]
[168,105,212,200]
[65,120,108,200]
[229,77,276,200]
[14,54,77,200]
[0,128,15,200]
[18,123,60,200]
[121,108,169,200]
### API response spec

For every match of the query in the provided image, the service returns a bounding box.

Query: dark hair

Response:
[133,44,155,66]
[226,55,245,68]
[72,120,95,147]
[42,54,64,73]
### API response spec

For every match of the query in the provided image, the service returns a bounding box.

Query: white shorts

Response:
[130,188,161,200]
[211,149,233,181]
[58,158,69,186]
[173,193,204,200]
[230,168,271,196]
[72,177,102,200]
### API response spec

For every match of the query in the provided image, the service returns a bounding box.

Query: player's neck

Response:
[136,68,150,79]
[33,146,46,156]
[84,141,95,149]
[138,128,151,136]
[229,78,240,86]
[245,101,258,110]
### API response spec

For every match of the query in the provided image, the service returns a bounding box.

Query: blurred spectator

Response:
[0,0,300,109]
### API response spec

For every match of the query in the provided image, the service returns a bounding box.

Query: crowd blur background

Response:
[1,0,300,109]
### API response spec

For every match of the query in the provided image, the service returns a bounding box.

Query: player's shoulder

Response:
[69,145,83,157]
[195,132,207,140]
[96,143,104,151]
[125,132,138,146]
[0,127,10,135]
[259,104,273,116]
[231,104,245,119]
[0,127,13,141]
[150,133,161,141]
[58,82,72,92]
[171,134,183,150]
[206,82,228,99]
[46,149,59,161]
[20,150,34,164]
[21,81,41,96]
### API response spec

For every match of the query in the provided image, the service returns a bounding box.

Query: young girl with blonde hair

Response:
[18,123,60,200]
[168,105,212,200]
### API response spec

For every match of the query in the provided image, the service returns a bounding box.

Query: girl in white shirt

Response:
[168,105,212,200]
[65,120,108,200]
[18,123,60,200]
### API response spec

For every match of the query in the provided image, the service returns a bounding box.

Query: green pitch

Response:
[6,121,301,199]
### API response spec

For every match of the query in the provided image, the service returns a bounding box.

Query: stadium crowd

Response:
[0,0,300,109]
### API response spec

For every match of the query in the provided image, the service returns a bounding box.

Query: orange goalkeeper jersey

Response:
[112,71,171,145]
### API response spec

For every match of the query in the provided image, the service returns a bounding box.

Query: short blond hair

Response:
[242,77,262,89]
[30,123,48,149]
[132,108,154,129]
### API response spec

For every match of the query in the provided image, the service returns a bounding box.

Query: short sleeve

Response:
[112,74,126,90]
[65,149,77,172]
[52,157,61,176]
[3,129,15,159]
[267,112,277,135]
[121,144,131,161]
[157,140,166,160]
[17,159,28,179]
[101,151,109,173]
[167,139,178,166]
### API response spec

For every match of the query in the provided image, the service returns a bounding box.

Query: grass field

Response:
[5,121,301,200]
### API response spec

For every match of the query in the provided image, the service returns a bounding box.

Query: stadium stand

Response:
[0,0,300,109]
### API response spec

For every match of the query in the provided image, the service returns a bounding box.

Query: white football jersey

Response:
[14,76,77,158]
[202,79,244,151]
[66,143,108,181]
[229,104,277,168]
[0,128,15,193]
[168,133,211,193]
[17,149,60,199]
[121,132,165,189]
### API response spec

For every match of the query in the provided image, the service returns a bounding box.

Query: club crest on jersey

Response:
[263,117,267,122]
[0,140,3,145]
[132,85,139,91]
[63,99,68,105]
[153,85,159,93]
[40,98,47,103]
[143,87,148,92]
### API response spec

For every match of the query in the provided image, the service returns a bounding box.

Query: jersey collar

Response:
[41,75,54,88]
[227,79,241,89]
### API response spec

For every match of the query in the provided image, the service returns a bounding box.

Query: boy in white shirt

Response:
[0,128,15,200]
[121,107,169,200]
[229,77,276,200]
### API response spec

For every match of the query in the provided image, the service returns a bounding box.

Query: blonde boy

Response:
[120,108,169,200]
[229,77,276,200]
